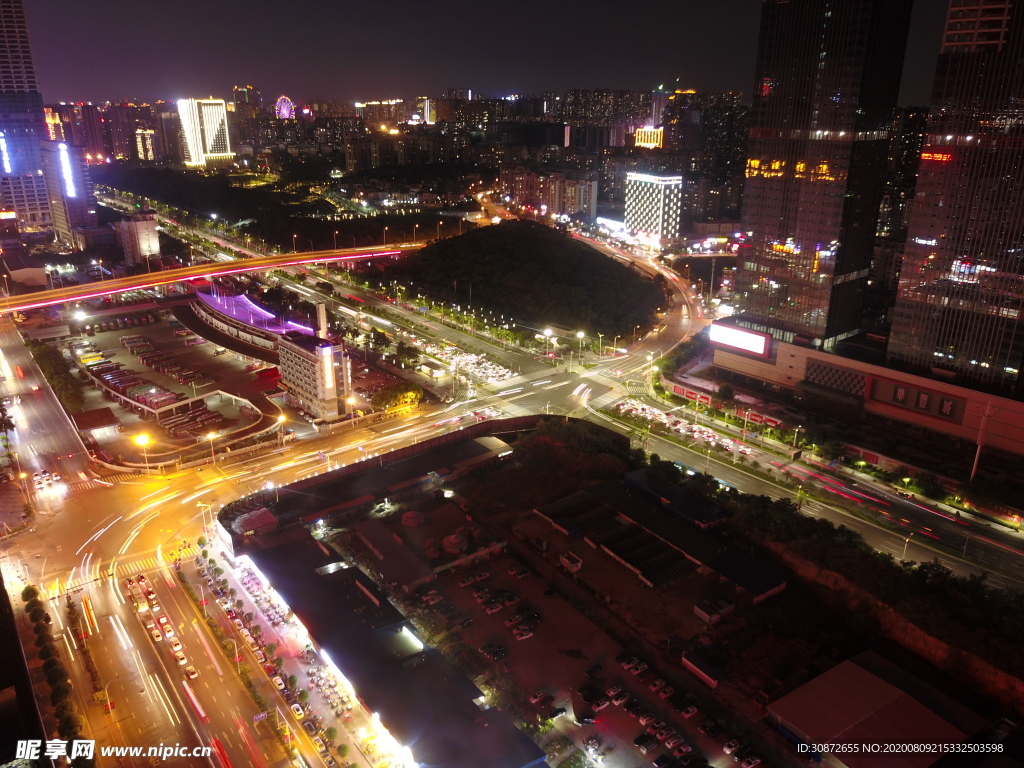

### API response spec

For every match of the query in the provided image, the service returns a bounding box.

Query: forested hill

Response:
[387,220,664,335]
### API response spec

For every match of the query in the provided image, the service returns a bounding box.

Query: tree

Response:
[287,674,298,689]
[371,382,423,411]
[717,383,735,404]
[34,632,53,647]
[37,643,56,660]
[394,341,419,367]
[57,713,83,740]
[234,599,244,611]
[0,405,13,439]
[324,726,338,743]
[297,689,310,704]
[45,665,69,686]
[50,682,71,706]
[243,611,254,625]
[29,607,45,623]
[197,536,207,548]
[250,624,262,638]
[54,700,78,719]
[264,642,278,657]
[272,656,284,670]
[369,329,391,350]
[336,744,349,758]
[21,584,38,602]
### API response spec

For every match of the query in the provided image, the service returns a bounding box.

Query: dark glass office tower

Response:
[888,1,1024,394]
[0,0,49,230]
[735,0,912,346]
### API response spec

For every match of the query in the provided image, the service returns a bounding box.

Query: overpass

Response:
[0,243,424,314]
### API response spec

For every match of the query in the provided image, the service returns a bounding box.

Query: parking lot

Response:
[411,553,754,768]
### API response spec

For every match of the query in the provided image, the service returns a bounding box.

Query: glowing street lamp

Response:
[383,226,388,246]
[576,330,585,357]
[543,328,553,357]
[292,234,298,253]
[277,414,286,446]
[135,434,150,474]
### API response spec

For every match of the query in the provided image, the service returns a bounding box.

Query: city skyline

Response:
[29,0,949,106]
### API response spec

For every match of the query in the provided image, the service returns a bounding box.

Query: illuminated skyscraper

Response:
[734,0,912,346]
[0,0,49,230]
[40,141,95,248]
[624,173,682,247]
[888,2,1024,394]
[177,98,232,168]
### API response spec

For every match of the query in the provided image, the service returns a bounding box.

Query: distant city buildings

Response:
[178,98,233,168]
[40,141,96,248]
[624,172,682,248]
[498,165,598,218]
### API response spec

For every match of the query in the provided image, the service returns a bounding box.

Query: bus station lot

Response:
[71,314,283,460]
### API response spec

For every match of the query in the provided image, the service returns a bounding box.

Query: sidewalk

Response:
[216,552,377,767]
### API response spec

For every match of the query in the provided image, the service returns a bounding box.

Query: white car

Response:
[170,638,182,652]
[174,652,187,666]
[272,676,285,690]
[290,703,305,719]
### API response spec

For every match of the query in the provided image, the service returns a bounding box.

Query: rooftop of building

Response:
[280,329,332,353]
[767,650,989,768]
[221,435,511,534]
[243,529,545,768]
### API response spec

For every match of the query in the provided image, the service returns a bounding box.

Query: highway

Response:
[0,243,423,315]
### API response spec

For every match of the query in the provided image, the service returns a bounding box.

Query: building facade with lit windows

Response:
[39,141,95,248]
[113,211,159,266]
[734,0,913,347]
[887,1,1024,394]
[177,98,232,168]
[624,172,682,247]
[0,0,49,231]
[278,330,351,422]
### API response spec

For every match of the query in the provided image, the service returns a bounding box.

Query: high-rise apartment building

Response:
[278,331,351,421]
[624,172,682,247]
[887,2,1024,393]
[114,210,160,266]
[104,104,139,159]
[177,99,232,168]
[0,0,49,231]
[40,141,96,248]
[734,0,913,346]
[135,128,158,162]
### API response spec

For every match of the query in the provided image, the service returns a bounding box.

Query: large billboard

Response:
[709,323,772,359]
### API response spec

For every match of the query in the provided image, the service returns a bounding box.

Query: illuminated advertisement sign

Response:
[920,151,952,163]
[709,323,771,358]
[58,143,76,198]
[320,345,334,390]
[635,127,663,149]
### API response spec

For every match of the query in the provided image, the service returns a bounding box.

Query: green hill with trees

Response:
[387,220,664,336]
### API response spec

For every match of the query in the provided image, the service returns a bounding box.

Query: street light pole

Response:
[333,230,338,250]
[900,532,915,564]
[576,330,584,359]
[135,434,150,474]
[207,433,216,464]
[383,226,388,247]
[277,414,286,447]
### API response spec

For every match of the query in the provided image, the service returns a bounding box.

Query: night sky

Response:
[29,0,949,106]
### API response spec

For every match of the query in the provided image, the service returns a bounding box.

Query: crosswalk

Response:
[64,472,147,495]
[625,380,647,395]
[51,550,197,595]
